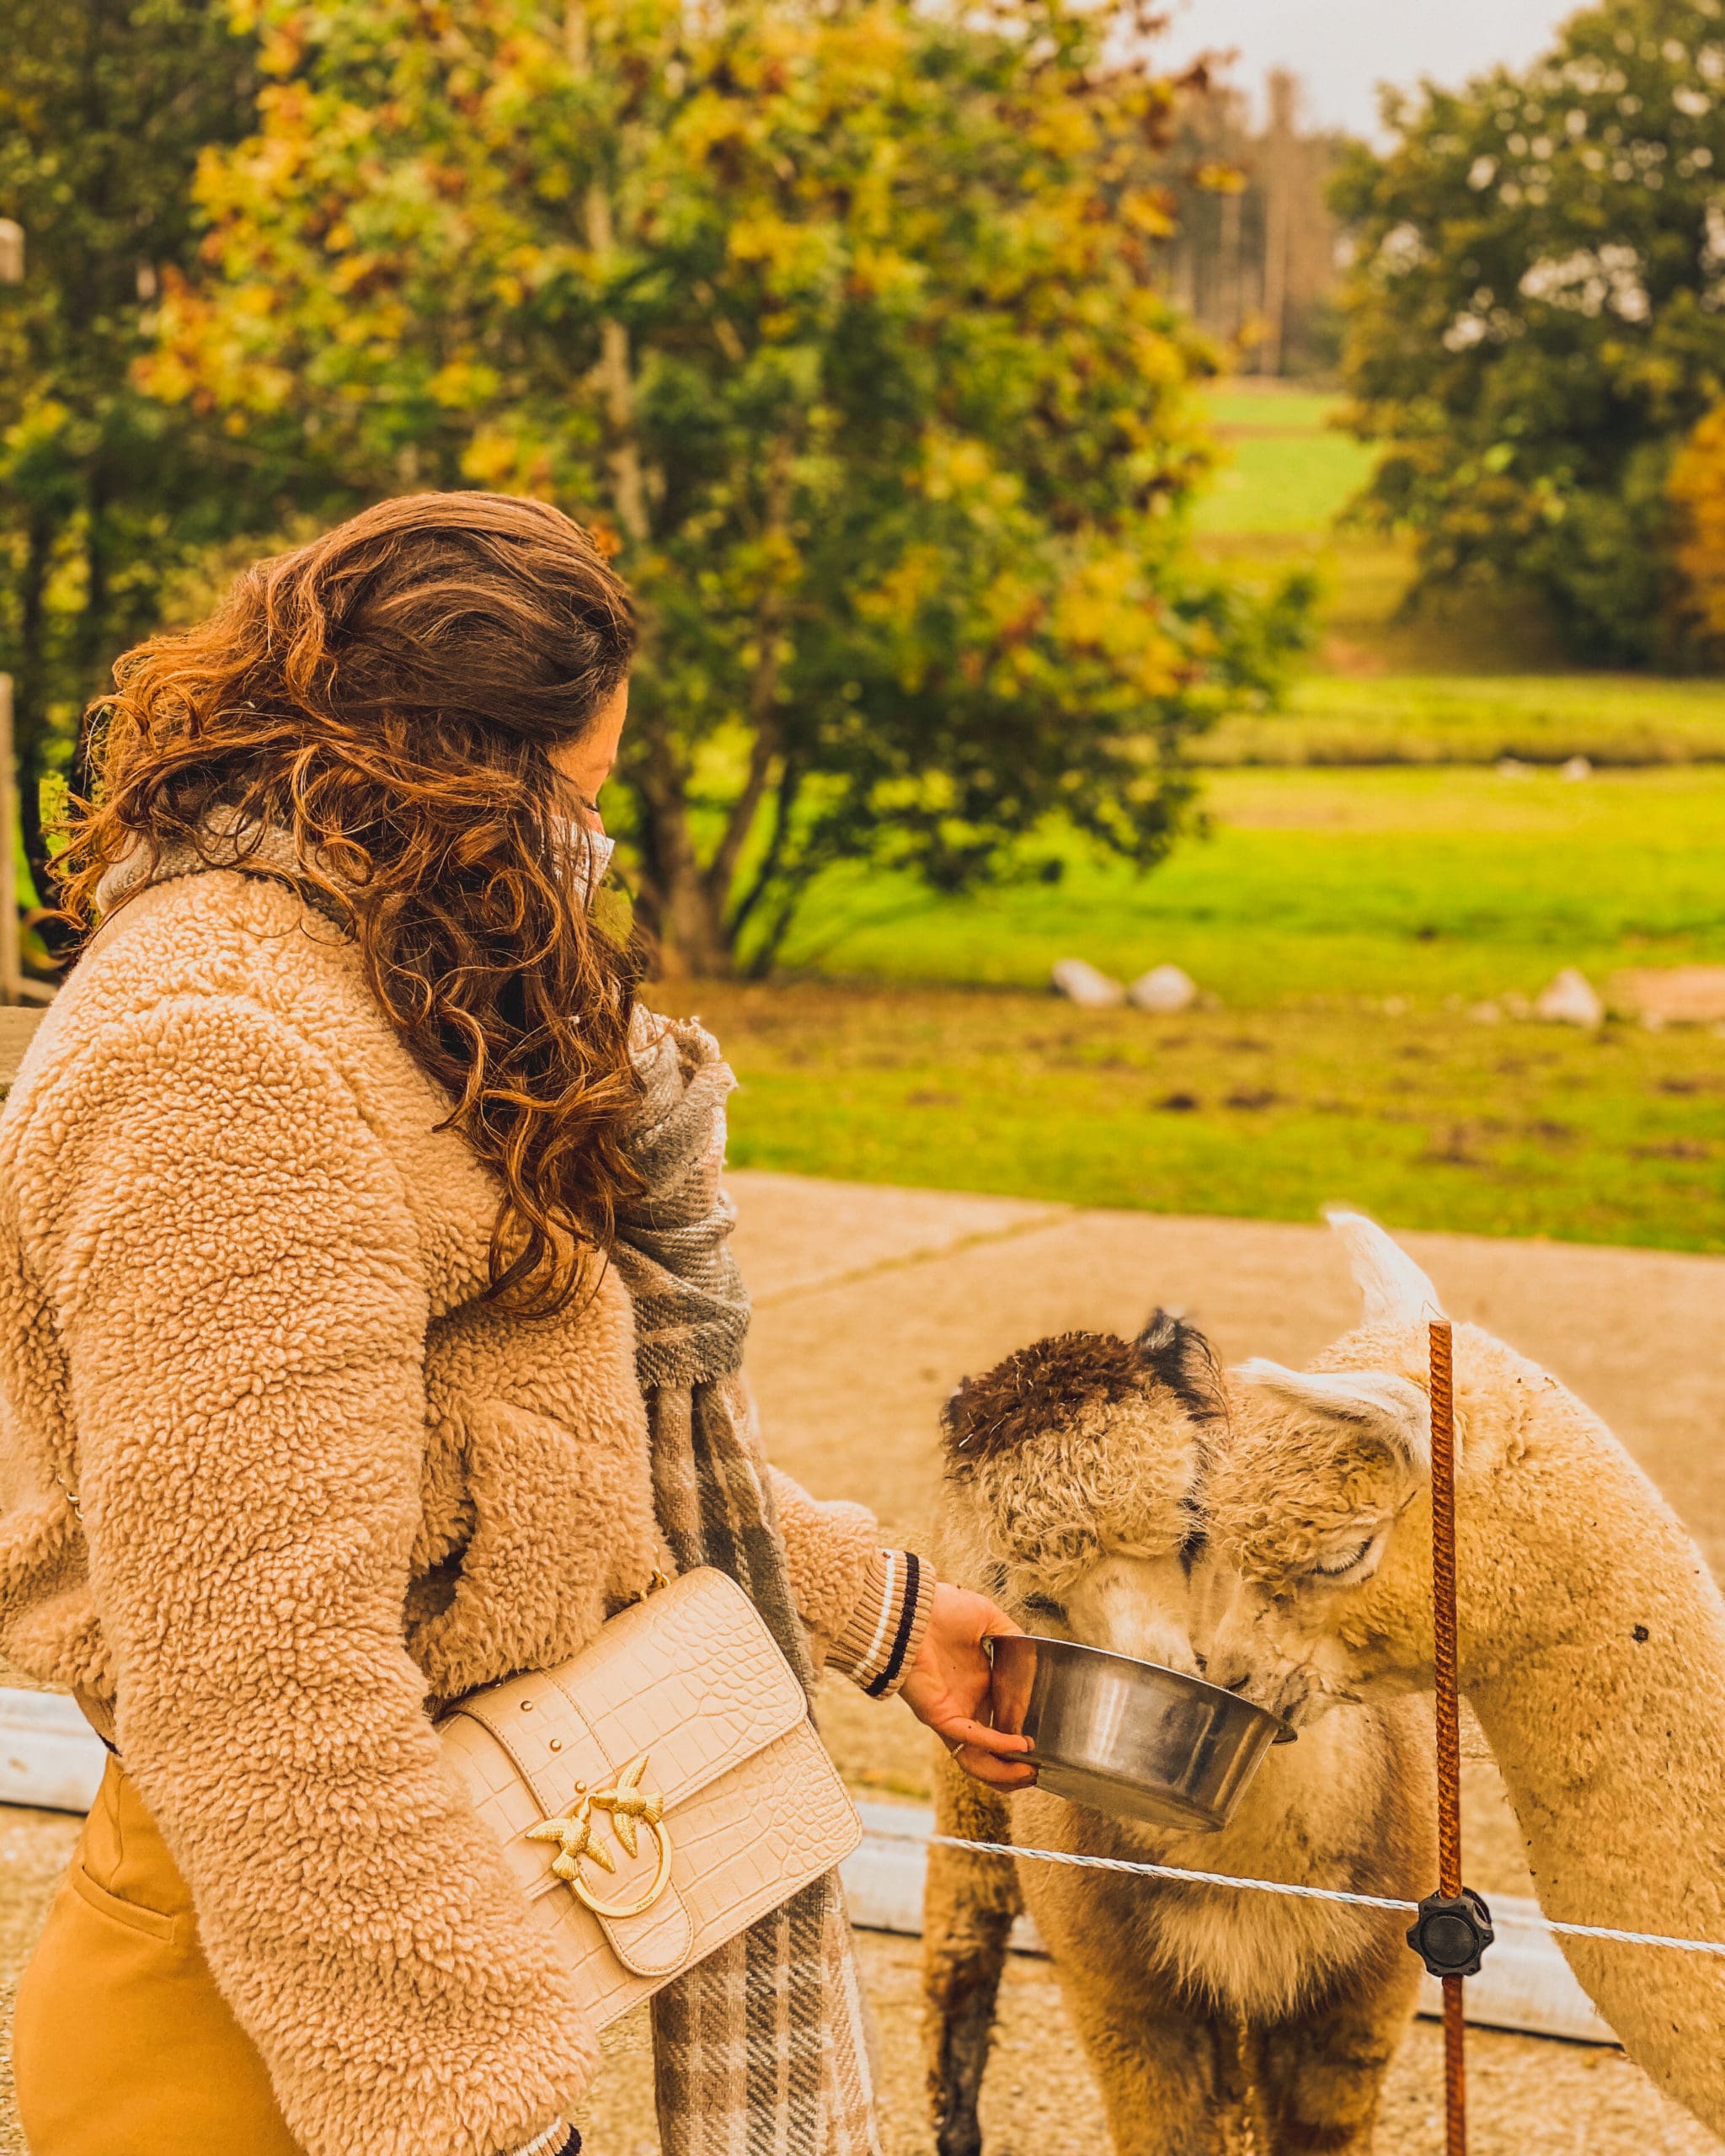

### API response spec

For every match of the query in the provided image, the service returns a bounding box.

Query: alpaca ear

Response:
[1324,1209,1445,1327]
[1231,1361,1433,1476]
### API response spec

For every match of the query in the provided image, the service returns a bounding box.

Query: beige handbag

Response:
[437,1566,862,2026]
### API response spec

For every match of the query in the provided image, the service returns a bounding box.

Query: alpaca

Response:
[924,1317,1434,2156]
[1198,1212,1725,2133]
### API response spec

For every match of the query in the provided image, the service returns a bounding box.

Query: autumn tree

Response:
[0,0,259,923]
[1333,0,1725,664]
[150,0,1306,971]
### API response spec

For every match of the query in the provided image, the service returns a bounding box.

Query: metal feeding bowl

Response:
[989,1633,1295,1833]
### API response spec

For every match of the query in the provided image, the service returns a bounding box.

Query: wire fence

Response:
[924,1832,1725,1960]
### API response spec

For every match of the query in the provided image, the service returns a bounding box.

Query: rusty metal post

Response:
[1429,1319,1466,2154]
[1406,1323,1493,2149]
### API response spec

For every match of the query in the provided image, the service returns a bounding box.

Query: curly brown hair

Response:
[61,492,645,1315]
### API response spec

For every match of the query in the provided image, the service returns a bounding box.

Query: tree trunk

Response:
[565,0,650,550]
[632,743,733,978]
[562,8,801,982]
[12,505,67,949]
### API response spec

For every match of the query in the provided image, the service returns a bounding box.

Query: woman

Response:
[0,494,1031,2156]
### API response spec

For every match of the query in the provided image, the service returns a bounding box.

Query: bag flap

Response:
[441,1566,817,1977]
[447,1567,807,1826]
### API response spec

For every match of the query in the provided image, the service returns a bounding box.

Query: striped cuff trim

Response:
[505,2122,572,2156]
[828,1549,935,1697]
[865,1550,925,1697]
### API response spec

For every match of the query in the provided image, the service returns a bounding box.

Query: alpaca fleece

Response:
[927,1323,1430,2156]
[0,866,879,2156]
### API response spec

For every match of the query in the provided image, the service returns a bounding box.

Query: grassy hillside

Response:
[1193,382,1725,763]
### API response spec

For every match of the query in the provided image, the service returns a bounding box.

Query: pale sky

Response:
[1162,0,1586,137]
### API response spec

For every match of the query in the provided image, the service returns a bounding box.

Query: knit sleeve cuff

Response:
[503,2120,574,2156]
[825,1550,936,1700]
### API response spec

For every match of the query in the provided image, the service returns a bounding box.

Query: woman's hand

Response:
[899,1582,1037,1791]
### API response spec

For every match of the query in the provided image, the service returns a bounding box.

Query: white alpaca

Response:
[1199,1212,1725,2132]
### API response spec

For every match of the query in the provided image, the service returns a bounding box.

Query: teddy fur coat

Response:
[0,862,881,2156]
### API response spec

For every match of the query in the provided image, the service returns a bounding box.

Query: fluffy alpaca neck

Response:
[1459,1377,1725,2127]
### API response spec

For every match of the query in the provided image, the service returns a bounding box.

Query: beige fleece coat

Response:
[0,864,879,2156]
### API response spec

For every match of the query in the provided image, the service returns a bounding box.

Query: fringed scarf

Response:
[611,1014,880,2156]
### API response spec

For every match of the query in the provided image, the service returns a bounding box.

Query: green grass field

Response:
[1193,385,1379,537]
[682,720,1725,1250]
[670,978,1725,1251]
[1193,382,1725,760]
[779,767,1725,1002]
[1199,672,1725,766]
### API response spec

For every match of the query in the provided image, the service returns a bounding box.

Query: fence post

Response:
[0,221,36,1011]
[0,675,21,1007]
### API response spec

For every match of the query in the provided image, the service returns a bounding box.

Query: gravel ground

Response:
[4,1172,1723,2152]
[550,1929,1725,2156]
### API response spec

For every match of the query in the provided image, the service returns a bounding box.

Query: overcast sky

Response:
[1161,0,1586,137]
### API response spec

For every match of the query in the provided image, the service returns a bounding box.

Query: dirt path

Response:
[731,1170,1725,1565]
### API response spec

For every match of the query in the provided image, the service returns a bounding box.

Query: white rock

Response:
[1468,1000,1503,1024]
[1502,990,1531,1020]
[1497,756,1532,779]
[1127,963,1199,1015]
[1534,967,1605,1028]
[1382,995,1408,1017]
[1560,755,1594,782]
[1051,958,1125,1010]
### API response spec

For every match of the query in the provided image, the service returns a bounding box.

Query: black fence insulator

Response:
[1407,1889,1496,1980]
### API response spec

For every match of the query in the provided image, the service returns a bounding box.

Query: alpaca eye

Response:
[1311,1535,1378,1582]
[1023,1593,1068,1623]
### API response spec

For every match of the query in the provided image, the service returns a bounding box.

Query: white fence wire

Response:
[928,1833,1725,1959]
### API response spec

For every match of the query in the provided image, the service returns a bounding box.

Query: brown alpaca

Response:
[923,1317,1434,2156]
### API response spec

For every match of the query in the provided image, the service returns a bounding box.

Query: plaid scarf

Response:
[611,1013,881,2156]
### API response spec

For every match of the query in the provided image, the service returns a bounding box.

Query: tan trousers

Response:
[13,1754,302,2155]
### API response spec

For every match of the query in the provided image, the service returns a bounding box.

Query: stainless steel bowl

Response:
[990,1633,1294,1833]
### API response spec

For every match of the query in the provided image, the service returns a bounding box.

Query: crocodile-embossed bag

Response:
[437,1566,862,2027]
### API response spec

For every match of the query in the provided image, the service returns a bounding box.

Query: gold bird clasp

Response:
[526,1752,673,1920]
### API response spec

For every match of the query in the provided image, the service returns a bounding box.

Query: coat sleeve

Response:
[765,1462,879,1655]
[766,1465,935,1697]
[27,995,591,2156]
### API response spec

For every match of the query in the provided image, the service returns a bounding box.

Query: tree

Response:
[1332,0,1725,665]
[149,0,1308,973]
[0,0,261,931]
[1669,397,1725,639]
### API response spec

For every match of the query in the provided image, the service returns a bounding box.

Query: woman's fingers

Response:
[951,1742,1038,1790]
[932,1713,1033,1758]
